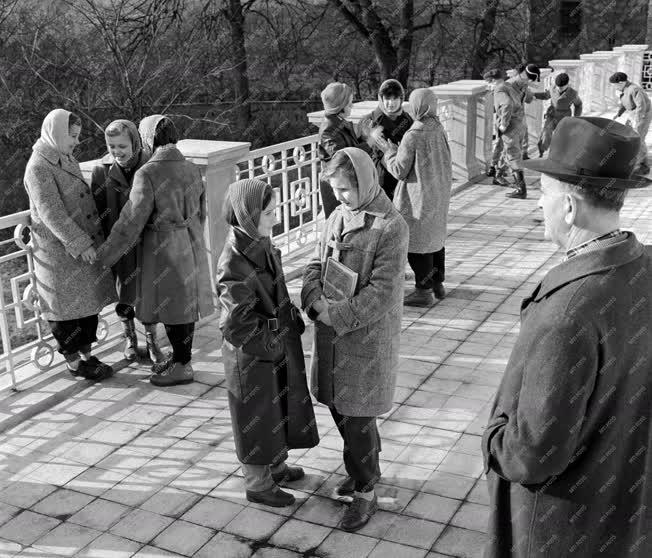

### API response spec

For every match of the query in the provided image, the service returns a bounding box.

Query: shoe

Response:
[151,354,173,374]
[120,319,138,361]
[78,356,113,381]
[492,175,510,187]
[150,362,194,386]
[506,170,527,199]
[246,486,295,507]
[433,282,446,300]
[340,492,378,532]
[522,153,530,160]
[404,288,434,307]
[272,466,305,484]
[144,324,169,364]
[336,476,356,496]
[486,166,496,177]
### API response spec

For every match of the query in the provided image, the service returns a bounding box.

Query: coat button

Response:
[86,214,91,219]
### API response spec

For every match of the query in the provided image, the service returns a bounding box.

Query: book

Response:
[323,257,358,301]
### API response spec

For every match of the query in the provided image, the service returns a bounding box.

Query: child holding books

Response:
[301,147,408,532]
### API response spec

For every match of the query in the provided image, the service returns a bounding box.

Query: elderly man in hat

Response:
[482,116,651,558]
[609,71,652,175]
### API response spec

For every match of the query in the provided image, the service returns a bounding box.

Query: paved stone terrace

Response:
[0,167,650,558]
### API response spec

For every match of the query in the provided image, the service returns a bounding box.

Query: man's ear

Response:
[563,193,577,226]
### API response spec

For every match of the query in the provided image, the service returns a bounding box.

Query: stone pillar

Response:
[620,44,649,84]
[177,140,251,288]
[580,53,612,113]
[547,60,583,86]
[430,82,489,180]
[593,51,622,110]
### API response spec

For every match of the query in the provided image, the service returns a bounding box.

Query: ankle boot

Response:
[121,319,138,361]
[486,166,496,177]
[506,170,527,199]
[144,324,167,364]
[150,362,194,387]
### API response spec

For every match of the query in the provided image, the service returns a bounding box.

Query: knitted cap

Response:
[226,179,271,240]
[554,73,570,87]
[609,71,628,83]
[321,82,353,116]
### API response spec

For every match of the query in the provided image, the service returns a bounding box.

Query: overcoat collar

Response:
[229,228,277,272]
[334,191,391,236]
[33,139,84,181]
[531,232,644,302]
[147,145,186,164]
[103,151,150,190]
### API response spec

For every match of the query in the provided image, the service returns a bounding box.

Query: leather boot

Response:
[506,170,527,199]
[246,486,295,507]
[144,324,168,364]
[492,171,510,186]
[433,282,446,300]
[336,476,356,496]
[121,319,138,361]
[340,492,378,532]
[150,362,194,387]
[486,166,496,177]
[272,466,305,484]
[404,288,435,307]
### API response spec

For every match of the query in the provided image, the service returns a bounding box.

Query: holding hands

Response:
[312,295,332,326]
[80,246,97,264]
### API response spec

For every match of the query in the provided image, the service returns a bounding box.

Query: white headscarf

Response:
[138,114,166,156]
[40,109,75,158]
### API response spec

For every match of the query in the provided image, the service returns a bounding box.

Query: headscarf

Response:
[105,119,142,171]
[39,109,76,160]
[409,88,438,122]
[335,147,382,214]
[226,179,273,242]
[377,79,405,119]
[138,114,166,156]
[321,82,353,116]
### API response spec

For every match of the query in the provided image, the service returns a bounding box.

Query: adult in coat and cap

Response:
[482,116,652,558]
[96,115,214,386]
[302,147,408,532]
[90,120,166,364]
[217,179,319,508]
[24,109,115,380]
[377,87,452,307]
[318,82,373,217]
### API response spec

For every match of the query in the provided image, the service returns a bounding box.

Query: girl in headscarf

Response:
[360,79,413,200]
[217,179,319,508]
[90,120,166,364]
[378,88,453,307]
[318,82,373,217]
[23,109,116,380]
[301,148,408,532]
[96,115,214,386]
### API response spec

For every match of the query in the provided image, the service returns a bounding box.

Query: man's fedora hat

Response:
[523,116,652,189]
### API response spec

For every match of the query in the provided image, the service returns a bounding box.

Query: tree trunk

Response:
[396,0,414,86]
[468,0,500,79]
[225,0,251,130]
[648,0,652,45]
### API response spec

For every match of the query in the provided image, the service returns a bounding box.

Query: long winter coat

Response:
[301,191,409,417]
[383,115,452,253]
[217,229,319,465]
[23,140,116,321]
[90,152,149,308]
[96,146,214,324]
[482,233,652,558]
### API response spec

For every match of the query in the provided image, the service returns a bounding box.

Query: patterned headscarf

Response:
[409,88,438,122]
[138,114,166,156]
[226,179,273,241]
[321,82,353,116]
[105,119,141,170]
[336,147,382,214]
[39,109,76,160]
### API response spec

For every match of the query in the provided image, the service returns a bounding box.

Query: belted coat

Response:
[96,146,214,324]
[217,229,319,465]
[23,140,116,321]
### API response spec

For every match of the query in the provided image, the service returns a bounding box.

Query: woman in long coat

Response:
[379,88,453,307]
[90,120,165,364]
[23,109,115,380]
[216,179,319,508]
[96,115,214,386]
[301,148,408,532]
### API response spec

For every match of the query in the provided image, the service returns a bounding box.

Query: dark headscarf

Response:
[377,79,406,119]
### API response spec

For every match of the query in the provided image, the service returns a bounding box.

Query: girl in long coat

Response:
[301,148,408,532]
[23,109,116,380]
[90,120,166,364]
[96,115,214,386]
[379,88,453,307]
[216,179,319,508]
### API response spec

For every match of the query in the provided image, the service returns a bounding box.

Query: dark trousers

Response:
[165,323,195,365]
[329,406,381,492]
[319,180,341,218]
[408,247,445,289]
[48,315,98,361]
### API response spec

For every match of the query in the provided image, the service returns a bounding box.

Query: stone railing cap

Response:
[580,53,613,60]
[177,139,250,164]
[308,101,411,125]
[548,59,584,66]
[621,44,649,50]
[430,82,488,96]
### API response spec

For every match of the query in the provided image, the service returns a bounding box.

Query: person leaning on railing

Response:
[23,109,116,380]
[95,115,214,387]
[317,82,374,217]
[216,179,319,509]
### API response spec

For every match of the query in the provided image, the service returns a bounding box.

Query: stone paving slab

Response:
[0,132,650,556]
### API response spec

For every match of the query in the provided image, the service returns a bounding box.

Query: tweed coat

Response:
[23,140,116,321]
[96,146,214,324]
[90,152,149,307]
[217,229,319,465]
[383,115,452,253]
[301,190,408,417]
[482,233,652,558]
